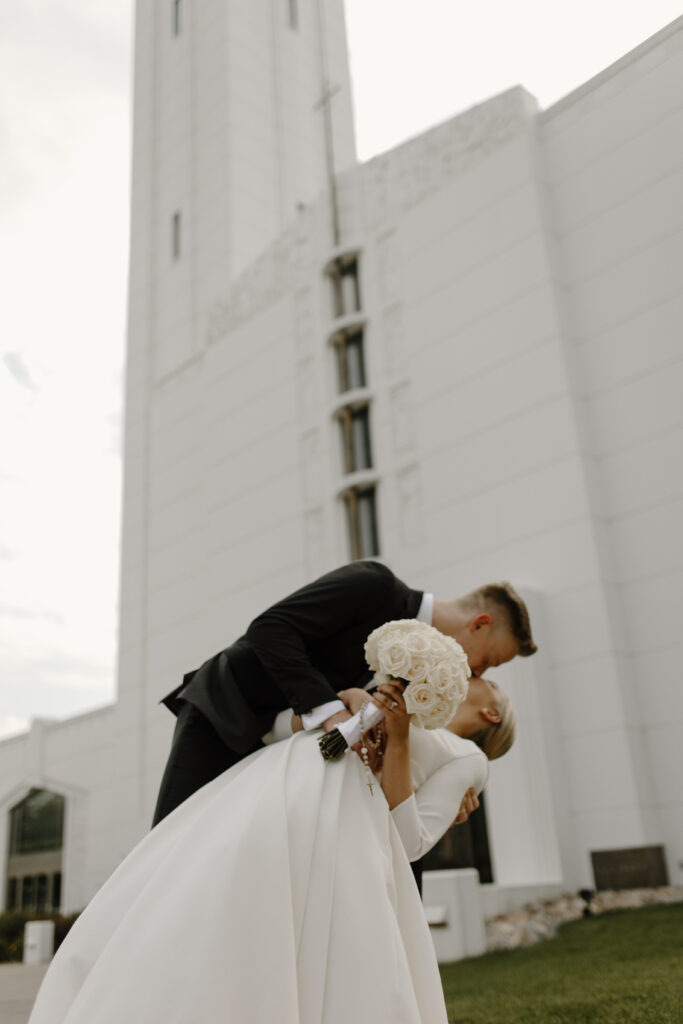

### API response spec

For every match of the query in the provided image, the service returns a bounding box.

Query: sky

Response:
[1,0,681,740]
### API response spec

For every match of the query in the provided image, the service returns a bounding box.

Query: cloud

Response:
[0,652,115,725]
[0,2,127,738]
[2,351,36,391]
[0,715,30,741]
[38,653,114,687]
[0,1,132,102]
[106,411,123,457]
[0,605,64,625]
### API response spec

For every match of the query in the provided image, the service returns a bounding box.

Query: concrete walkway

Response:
[0,964,48,1024]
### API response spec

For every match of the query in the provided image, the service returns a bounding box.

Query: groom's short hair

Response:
[464,582,537,657]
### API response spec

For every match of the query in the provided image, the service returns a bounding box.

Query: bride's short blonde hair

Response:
[468,686,516,761]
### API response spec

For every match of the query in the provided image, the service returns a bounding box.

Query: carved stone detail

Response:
[207,207,317,342]
[362,88,535,229]
[207,90,533,343]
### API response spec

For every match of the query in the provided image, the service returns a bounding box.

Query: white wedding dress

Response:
[29,727,487,1024]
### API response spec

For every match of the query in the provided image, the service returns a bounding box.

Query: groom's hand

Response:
[322,708,353,732]
[338,687,372,716]
[452,788,479,825]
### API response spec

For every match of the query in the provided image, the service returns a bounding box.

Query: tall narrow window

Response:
[172,211,181,261]
[340,261,360,314]
[6,877,17,911]
[343,486,380,560]
[52,872,62,912]
[338,405,372,474]
[21,876,35,911]
[335,330,366,393]
[330,257,361,318]
[36,874,49,913]
[6,789,65,916]
[288,0,298,30]
[10,789,65,855]
[172,0,182,36]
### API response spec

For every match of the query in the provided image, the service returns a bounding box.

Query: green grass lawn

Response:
[439,903,683,1024]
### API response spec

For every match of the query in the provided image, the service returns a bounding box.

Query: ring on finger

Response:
[390,700,398,709]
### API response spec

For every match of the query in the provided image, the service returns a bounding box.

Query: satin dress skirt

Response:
[29,732,448,1024]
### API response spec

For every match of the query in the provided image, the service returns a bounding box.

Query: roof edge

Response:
[541,15,683,120]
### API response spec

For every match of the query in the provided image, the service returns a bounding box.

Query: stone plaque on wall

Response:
[591,845,669,891]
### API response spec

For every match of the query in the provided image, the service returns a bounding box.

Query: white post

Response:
[23,921,55,964]
[423,868,486,963]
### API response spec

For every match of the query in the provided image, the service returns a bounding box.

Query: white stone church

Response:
[2,1,682,931]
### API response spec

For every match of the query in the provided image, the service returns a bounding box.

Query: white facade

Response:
[2,5,682,916]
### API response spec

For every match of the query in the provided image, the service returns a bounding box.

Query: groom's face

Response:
[459,619,518,677]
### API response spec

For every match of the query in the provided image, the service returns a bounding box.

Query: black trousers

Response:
[152,702,263,827]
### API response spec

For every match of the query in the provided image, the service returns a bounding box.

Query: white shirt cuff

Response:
[416,592,434,624]
[301,699,346,731]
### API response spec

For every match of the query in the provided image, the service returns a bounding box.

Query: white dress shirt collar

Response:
[416,592,434,625]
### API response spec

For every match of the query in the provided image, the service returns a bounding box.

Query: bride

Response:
[28,675,514,1024]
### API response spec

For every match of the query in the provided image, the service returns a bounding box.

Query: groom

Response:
[153,560,536,827]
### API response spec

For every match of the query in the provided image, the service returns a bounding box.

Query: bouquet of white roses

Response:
[318,619,471,760]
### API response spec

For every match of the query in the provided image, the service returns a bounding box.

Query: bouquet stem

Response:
[318,702,385,760]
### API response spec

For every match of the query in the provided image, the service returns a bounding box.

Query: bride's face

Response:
[449,677,501,736]
[466,677,500,711]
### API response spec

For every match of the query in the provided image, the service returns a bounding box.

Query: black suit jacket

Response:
[161,561,423,753]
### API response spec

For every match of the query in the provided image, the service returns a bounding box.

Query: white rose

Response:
[404,630,433,658]
[364,620,471,731]
[430,659,455,692]
[424,697,459,729]
[444,639,471,677]
[404,681,438,716]
[392,619,423,633]
[428,637,449,662]
[403,656,432,684]
[377,634,413,679]
[364,625,386,670]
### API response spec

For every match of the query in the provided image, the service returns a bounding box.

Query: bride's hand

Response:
[371,681,410,743]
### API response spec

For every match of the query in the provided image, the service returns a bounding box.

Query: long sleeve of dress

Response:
[390,748,489,861]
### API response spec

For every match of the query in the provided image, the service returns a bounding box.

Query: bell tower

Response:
[126,0,355,380]
[117,0,356,817]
